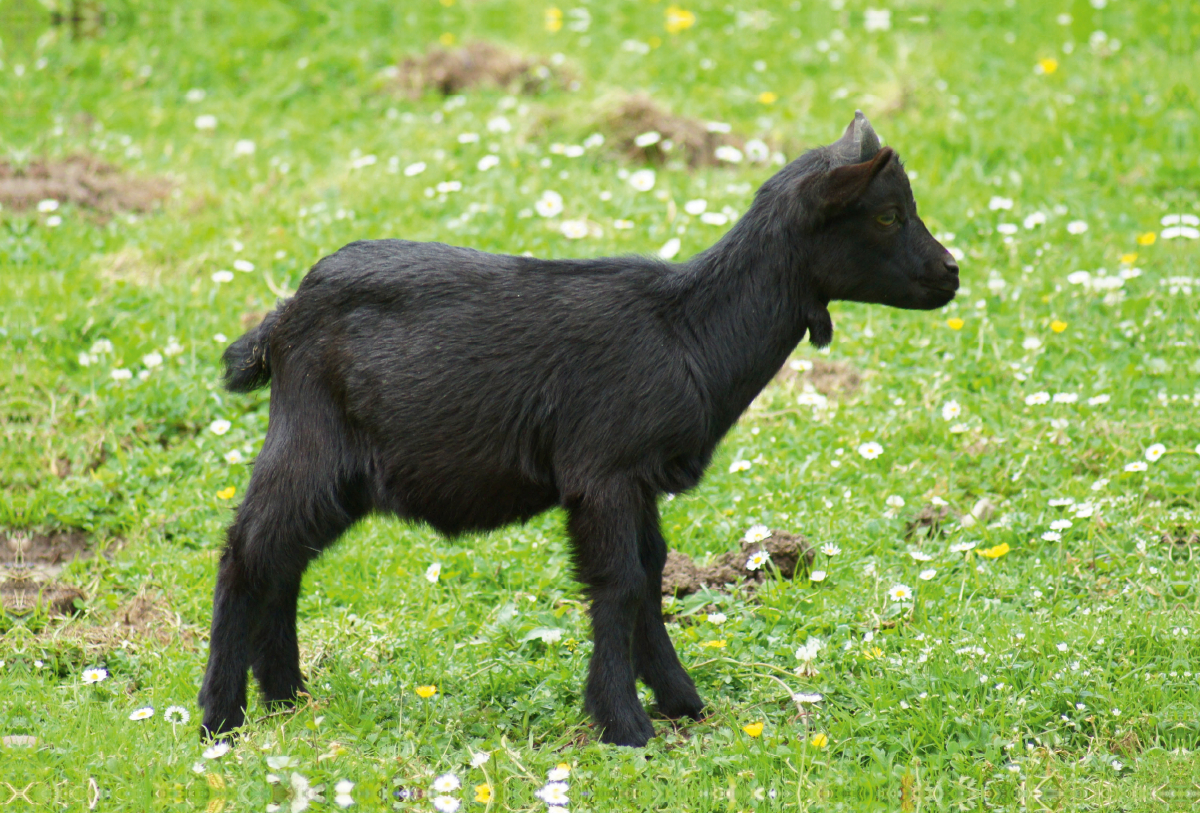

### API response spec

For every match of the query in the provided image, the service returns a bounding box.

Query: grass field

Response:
[1,0,1196,809]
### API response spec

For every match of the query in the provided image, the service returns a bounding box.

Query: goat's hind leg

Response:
[632,506,705,721]
[200,430,364,738]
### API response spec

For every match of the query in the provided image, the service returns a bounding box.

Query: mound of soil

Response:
[662,531,814,597]
[0,156,171,217]
[597,94,743,167]
[395,41,571,97]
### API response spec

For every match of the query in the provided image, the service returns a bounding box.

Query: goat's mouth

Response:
[921,281,959,295]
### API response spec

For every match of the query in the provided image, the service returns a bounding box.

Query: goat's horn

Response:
[833,110,882,164]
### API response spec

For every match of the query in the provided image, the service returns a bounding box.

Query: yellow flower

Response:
[440,0,454,5]
[1137,231,1156,245]
[978,542,1011,559]
[415,684,438,698]
[544,7,562,32]
[757,91,778,105]
[810,732,828,748]
[742,721,764,737]
[1037,57,1058,75]
[555,763,570,776]
[946,317,964,330]
[700,639,727,649]
[862,646,884,660]
[665,6,696,33]
[1120,253,1138,264]
[648,35,663,48]
[1050,320,1068,333]
[216,486,235,500]
[474,784,491,803]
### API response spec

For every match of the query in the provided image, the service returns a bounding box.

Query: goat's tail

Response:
[222,304,285,392]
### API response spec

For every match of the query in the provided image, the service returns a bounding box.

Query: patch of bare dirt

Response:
[54,593,193,650]
[662,531,814,597]
[395,41,572,97]
[1,529,95,619]
[0,529,92,569]
[774,359,862,395]
[596,93,744,167]
[0,155,171,217]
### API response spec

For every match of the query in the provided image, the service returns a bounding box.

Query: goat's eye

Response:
[876,212,897,227]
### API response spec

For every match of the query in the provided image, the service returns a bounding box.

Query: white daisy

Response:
[1087,394,1110,405]
[212,270,234,283]
[942,401,962,420]
[628,169,656,192]
[714,145,744,163]
[634,131,662,147]
[684,198,707,215]
[535,190,564,217]
[1049,519,1072,531]
[729,459,751,473]
[1124,461,1148,472]
[209,419,231,435]
[1066,220,1088,234]
[820,544,841,556]
[404,161,427,177]
[224,449,244,465]
[82,667,108,684]
[809,570,827,582]
[908,551,932,562]
[432,773,461,793]
[129,707,155,721]
[857,442,883,459]
[1145,443,1166,462]
[203,741,231,759]
[164,706,190,724]
[477,154,500,171]
[547,764,570,781]
[1052,393,1078,404]
[743,524,770,543]
[950,541,976,553]
[470,752,490,768]
[706,612,726,624]
[432,796,460,813]
[233,259,254,273]
[919,569,936,581]
[888,584,913,601]
[658,237,681,260]
[1024,392,1051,405]
[142,352,163,368]
[886,495,906,509]
[560,220,589,239]
[1041,532,1061,542]
[425,563,442,583]
[535,783,569,805]
[745,550,770,571]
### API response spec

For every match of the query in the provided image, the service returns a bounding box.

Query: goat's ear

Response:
[830,110,882,166]
[817,146,895,215]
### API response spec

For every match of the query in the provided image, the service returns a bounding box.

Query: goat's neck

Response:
[678,206,816,434]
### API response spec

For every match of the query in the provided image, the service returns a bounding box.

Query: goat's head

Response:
[768,111,960,314]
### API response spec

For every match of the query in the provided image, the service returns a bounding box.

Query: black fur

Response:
[199,112,959,746]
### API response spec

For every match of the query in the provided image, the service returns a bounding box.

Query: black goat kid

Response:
[199,112,959,746]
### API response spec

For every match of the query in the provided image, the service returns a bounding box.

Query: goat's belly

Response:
[379,462,558,536]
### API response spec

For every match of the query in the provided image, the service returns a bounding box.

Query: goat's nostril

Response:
[943,258,960,275]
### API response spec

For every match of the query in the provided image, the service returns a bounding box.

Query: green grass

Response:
[1,0,1196,809]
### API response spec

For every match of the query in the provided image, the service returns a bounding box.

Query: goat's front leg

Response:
[633,508,705,721]
[567,482,656,746]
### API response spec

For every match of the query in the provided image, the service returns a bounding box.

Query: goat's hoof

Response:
[598,713,656,747]
[199,712,245,741]
[657,694,706,721]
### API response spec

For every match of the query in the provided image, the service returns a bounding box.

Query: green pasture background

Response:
[1,0,1197,809]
